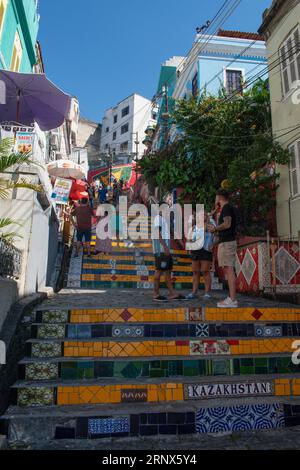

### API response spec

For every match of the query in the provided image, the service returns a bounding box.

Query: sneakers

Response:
[217,297,239,308]
[186,293,198,300]
[203,293,212,300]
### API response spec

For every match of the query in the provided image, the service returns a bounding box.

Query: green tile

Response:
[232,359,240,375]
[255,358,268,367]
[61,363,77,380]
[240,366,255,374]
[150,369,165,378]
[241,358,254,367]
[77,362,94,379]
[213,360,229,376]
[255,367,268,375]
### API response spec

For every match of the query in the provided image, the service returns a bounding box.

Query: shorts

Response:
[191,248,213,262]
[154,254,173,272]
[76,229,92,243]
[218,241,237,268]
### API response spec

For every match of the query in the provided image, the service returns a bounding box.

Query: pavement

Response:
[35,288,299,311]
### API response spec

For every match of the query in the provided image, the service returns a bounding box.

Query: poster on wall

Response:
[15,132,34,154]
[51,177,73,205]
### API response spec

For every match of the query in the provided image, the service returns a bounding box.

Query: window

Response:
[10,30,23,72]
[225,69,243,95]
[192,72,199,97]
[0,0,7,40]
[106,127,109,133]
[122,106,130,118]
[120,141,128,153]
[113,131,117,141]
[114,115,118,124]
[280,26,300,97]
[289,139,300,197]
[121,123,129,135]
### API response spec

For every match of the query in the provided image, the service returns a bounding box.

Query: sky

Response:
[38,0,271,123]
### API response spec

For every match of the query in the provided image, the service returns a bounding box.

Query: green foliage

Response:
[139,80,290,235]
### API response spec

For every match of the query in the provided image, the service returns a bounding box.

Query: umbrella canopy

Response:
[47,160,85,179]
[71,179,87,192]
[0,70,71,131]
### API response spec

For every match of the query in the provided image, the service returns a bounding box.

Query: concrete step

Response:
[2,397,299,442]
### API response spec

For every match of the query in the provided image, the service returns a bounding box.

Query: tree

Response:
[139,80,289,235]
[0,138,42,241]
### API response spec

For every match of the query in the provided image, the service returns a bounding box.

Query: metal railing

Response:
[0,238,22,278]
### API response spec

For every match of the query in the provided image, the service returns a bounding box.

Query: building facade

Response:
[259,0,300,238]
[77,117,102,170]
[100,93,155,164]
[0,0,40,72]
[151,30,267,151]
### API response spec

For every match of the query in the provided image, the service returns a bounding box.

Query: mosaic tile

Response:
[31,342,62,358]
[185,308,203,322]
[121,389,148,403]
[88,417,130,435]
[196,404,285,434]
[41,311,69,324]
[185,381,274,400]
[190,340,231,356]
[112,326,145,338]
[25,362,59,381]
[37,325,65,340]
[251,309,263,321]
[196,324,209,338]
[255,325,283,337]
[18,387,54,407]
[275,247,300,285]
[120,309,133,322]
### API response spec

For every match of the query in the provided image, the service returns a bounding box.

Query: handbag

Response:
[156,253,173,270]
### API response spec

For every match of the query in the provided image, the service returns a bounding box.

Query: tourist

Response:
[94,205,112,256]
[71,197,94,258]
[98,184,108,204]
[186,212,216,300]
[87,184,95,209]
[208,189,238,308]
[113,182,121,206]
[152,210,186,302]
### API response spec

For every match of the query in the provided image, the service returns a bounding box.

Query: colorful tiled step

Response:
[13,376,300,407]
[20,355,300,381]
[31,322,300,340]
[33,307,300,325]
[25,337,298,359]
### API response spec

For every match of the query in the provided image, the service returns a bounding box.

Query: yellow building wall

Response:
[265,2,300,237]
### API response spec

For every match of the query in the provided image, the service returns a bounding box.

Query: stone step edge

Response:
[2,396,300,420]
[19,351,295,365]
[25,336,300,344]
[11,373,300,388]
[19,352,295,364]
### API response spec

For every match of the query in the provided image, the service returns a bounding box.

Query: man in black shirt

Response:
[208,189,238,308]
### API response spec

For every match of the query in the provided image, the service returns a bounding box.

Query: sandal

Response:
[153,296,168,302]
[170,295,188,301]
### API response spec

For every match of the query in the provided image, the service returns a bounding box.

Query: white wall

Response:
[100,94,153,158]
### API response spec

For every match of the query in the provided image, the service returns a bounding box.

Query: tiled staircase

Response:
[2,217,300,446]
[66,214,222,291]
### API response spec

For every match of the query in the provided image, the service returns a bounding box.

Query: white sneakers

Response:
[217,297,239,308]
